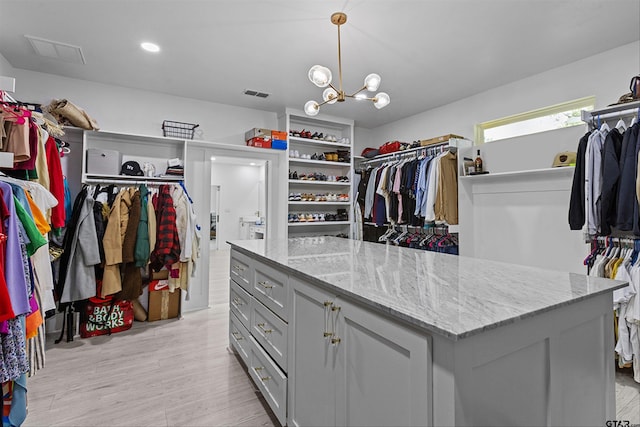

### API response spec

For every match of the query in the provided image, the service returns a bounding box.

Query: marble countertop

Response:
[228,237,626,340]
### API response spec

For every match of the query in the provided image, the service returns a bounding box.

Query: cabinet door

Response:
[334,298,432,427]
[288,277,337,427]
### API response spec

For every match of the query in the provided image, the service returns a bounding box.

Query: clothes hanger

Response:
[616,118,627,132]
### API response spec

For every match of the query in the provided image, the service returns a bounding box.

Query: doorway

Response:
[210,156,267,248]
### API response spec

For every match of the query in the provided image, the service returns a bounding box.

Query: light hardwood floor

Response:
[23,248,639,426]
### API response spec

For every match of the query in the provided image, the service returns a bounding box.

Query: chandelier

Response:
[304,12,390,116]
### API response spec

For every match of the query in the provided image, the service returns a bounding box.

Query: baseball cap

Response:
[552,152,576,168]
[121,161,144,176]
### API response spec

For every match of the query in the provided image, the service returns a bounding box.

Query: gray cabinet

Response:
[287,276,432,427]
[228,249,288,426]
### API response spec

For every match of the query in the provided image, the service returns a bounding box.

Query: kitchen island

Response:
[227,236,625,427]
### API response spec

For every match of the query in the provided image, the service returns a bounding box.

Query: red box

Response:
[247,137,272,148]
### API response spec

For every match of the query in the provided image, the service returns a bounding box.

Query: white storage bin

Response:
[87,148,121,175]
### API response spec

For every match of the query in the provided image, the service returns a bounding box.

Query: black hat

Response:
[121,161,144,176]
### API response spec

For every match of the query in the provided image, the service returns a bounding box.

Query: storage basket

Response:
[162,120,199,139]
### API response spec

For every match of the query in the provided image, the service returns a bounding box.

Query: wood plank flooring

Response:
[23,249,639,426]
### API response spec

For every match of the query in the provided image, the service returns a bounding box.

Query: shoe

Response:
[317,133,324,140]
[306,213,314,222]
[295,193,302,201]
[319,213,325,221]
[292,171,298,180]
[294,150,300,158]
[313,213,319,222]
[289,193,295,201]
[319,154,326,161]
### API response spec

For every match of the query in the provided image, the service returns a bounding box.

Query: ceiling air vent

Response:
[243,89,270,98]
[25,35,86,64]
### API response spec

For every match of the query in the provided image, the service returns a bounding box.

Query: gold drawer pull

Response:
[257,322,273,334]
[257,281,273,289]
[323,332,333,337]
[231,331,244,340]
[233,265,245,272]
[331,337,341,345]
[254,367,270,381]
[232,297,244,306]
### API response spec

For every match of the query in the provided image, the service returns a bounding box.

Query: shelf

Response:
[288,179,350,186]
[289,158,351,166]
[288,136,352,148]
[458,166,574,181]
[289,201,350,205]
[288,221,351,227]
[84,173,183,182]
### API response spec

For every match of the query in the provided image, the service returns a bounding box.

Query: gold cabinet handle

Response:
[233,265,245,272]
[331,337,341,345]
[257,281,273,289]
[257,322,273,334]
[231,331,243,340]
[232,297,244,306]
[331,305,341,312]
[253,366,271,381]
[323,301,333,339]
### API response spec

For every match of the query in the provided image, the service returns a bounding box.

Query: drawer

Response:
[248,336,287,426]
[230,250,252,291]
[230,280,251,330]
[229,311,252,366]
[253,260,289,321]
[250,297,288,372]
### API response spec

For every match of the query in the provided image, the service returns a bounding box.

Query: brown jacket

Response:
[435,151,458,225]
[101,188,138,297]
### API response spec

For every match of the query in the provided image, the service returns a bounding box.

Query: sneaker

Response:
[292,171,298,180]
[306,213,314,222]
[319,213,326,221]
[289,193,295,201]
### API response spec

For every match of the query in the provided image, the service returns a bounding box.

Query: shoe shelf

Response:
[288,221,351,227]
[288,201,351,205]
[289,158,351,167]
[288,180,350,186]
[282,108,355,238]
[288,136,352,148]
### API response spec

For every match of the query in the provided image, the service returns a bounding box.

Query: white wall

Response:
[211,162,264,248]
[0,53,15,78]
[361,41,640,171]
[10,68,279,145]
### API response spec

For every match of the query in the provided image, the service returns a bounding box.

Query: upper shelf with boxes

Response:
[245,128,288,151]
[83,130,186,183]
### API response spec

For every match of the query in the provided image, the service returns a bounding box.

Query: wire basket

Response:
[162,120,199,139]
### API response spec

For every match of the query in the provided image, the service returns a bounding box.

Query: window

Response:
[475,96,595,144]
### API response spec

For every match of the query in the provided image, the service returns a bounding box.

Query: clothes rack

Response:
[83,178,183,186]
[582,100,640,128]
[360,140,461,166]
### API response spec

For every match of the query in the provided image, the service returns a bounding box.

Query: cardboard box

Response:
[271,130,287,140]
[245,128,272,141]
[271,139,287,150]
[419,134,465,147]
[247,137,272,149]
[86,148,121,175]
[148,280,180,321]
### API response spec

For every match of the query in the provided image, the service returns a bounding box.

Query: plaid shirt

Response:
[150,185,180,271]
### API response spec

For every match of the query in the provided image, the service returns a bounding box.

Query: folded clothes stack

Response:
[165,165,184,176]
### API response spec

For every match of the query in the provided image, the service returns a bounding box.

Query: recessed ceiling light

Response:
[210,157,216,161]
[141,42,160,53]
[250,162,256,166]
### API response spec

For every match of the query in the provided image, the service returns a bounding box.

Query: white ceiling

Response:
[1,0,639,129]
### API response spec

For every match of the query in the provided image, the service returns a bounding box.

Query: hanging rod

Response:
[581,100,640,124]
[360,140,462,165]
[84,178,183,186]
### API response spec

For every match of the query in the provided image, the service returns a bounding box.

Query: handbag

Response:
[79,295,134,338]
[378,141,401,155]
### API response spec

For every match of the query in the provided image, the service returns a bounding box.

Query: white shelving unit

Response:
[281,108,355,238]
